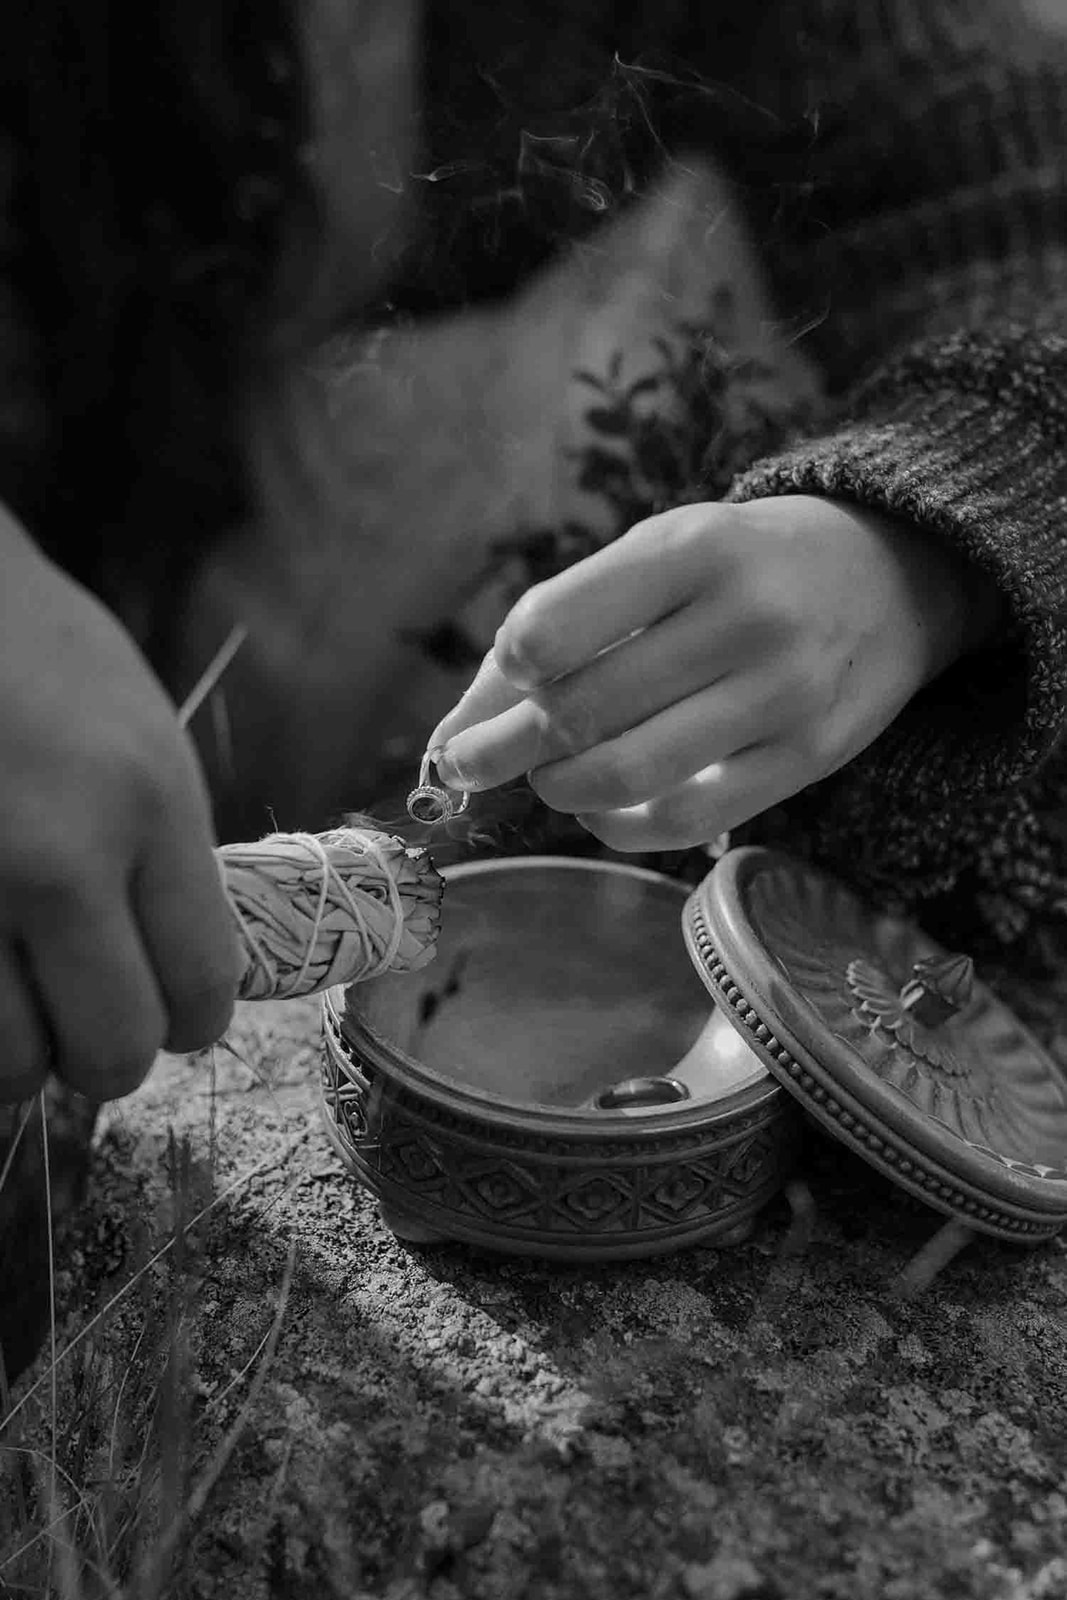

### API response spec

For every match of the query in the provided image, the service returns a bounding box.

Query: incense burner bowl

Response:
[320,856,794,1261]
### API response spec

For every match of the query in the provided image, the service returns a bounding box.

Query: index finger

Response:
[491,508,707,692]
[426,647,525,753]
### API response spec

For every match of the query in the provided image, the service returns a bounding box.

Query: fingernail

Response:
[434,747,465,789]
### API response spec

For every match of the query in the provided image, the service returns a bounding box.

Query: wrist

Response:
[914,538,1006,683]
[847,500,1007,685]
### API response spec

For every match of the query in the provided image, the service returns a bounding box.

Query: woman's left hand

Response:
[428,496,1001,852]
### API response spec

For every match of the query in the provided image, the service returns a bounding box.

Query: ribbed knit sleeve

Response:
[713,0,1067,944]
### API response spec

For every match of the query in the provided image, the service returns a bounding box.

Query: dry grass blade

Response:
[0,1142,301,1441]
[37,1467,80,1600]
[176,624,248,731]
[40,1090,58,1529]
[106,1317,150,1481]
[34,1457,123,1600]
[136,1239,297,1599]
[0,1446,100,1572]
[205,1325,275,1417]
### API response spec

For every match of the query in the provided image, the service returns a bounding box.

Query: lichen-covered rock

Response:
[3,996,1066,1600]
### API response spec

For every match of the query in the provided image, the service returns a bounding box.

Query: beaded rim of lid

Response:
[682,847,1067,1242]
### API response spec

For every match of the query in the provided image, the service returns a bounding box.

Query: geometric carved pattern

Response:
[318,991,794,1260]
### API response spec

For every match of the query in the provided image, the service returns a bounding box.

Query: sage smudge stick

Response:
[217,827,442,1001]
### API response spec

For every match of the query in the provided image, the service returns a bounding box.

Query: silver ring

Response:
[406,751,471,825]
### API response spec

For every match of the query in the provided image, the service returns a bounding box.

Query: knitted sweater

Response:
[390,0,1067,970]
[720,0,1067,967]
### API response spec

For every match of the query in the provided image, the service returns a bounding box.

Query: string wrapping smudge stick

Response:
[182,630,454,1002]
[218,826,443,1001]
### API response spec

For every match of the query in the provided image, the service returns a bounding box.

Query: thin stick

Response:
[176,625,248,730]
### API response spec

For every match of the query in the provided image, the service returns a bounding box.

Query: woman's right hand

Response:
[0,505,241,1104]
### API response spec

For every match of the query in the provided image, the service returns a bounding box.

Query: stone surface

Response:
[3,992,1066,1599]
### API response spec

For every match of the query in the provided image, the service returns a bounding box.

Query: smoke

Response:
[342,778,593,867]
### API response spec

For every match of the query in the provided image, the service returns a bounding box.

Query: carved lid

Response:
[682,848,1067,1241]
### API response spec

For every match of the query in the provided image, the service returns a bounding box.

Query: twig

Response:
[176,625,248,731]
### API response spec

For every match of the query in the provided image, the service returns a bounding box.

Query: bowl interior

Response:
[347,858,768,1112]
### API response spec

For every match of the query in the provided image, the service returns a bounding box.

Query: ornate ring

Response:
[406,751,470,825]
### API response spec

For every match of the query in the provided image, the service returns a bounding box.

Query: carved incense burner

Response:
[321,857,791,1260]
[320,849,1067,1269]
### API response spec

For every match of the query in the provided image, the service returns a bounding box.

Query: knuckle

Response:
[647,793,715,848]
[61,1038,160,1102]
[495,588,554,686]
[62,997,167,1102]
[654,509,706,568]
[649,501,717,545]
[11,842,95,911]
[124,738,189,825]
[651,818,704,851]
[778,716,839,780]
[166,978,239,1054]
[603,750,660,808]
[104,715,201,827]
[527,767,572,814]
[539,686,598,758]
[746,578,801,640]
[761,672,821,734]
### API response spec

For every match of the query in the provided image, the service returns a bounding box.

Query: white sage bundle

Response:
[217,827,443,1001]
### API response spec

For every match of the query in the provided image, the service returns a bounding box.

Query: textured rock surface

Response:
[3,993,1067,1600]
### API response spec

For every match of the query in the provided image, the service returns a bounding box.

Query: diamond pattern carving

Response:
[457,1161,542,1220]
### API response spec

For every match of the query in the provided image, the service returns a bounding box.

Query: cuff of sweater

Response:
[727,381,1067,811]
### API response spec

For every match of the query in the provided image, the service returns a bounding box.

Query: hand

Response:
[428,496,1002,852]
[0,506,241,1104]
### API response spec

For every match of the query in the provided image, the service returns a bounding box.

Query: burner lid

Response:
[682,848,1067,1241]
